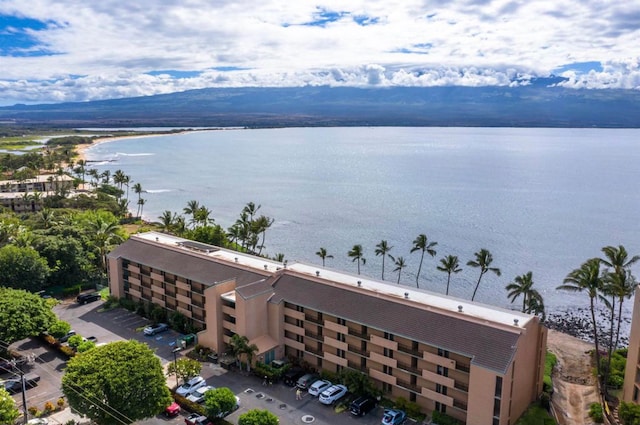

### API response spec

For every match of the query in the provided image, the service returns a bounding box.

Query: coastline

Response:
[75,134,163,162]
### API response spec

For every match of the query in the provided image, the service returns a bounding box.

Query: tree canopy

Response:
[204,387,237,419]
[0,287,56,344]
[166,358,202,385]
[0,387,19,425]
[238,409,279,425]
[62,340,172,425]
[0,244,50,291]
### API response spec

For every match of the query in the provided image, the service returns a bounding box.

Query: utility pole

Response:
[20,370,28,425]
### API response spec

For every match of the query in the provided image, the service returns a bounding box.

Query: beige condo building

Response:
[623,285,640,404]
[108,232,547,425]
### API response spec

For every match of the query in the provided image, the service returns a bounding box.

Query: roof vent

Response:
[155,237,159,242]
[357,280,362,287]
[316,271,320,277]
[234,257,238,263]
[514,318,519,326]
[404,292,409,299]
[264,264,268,270]
[458,305,463,313]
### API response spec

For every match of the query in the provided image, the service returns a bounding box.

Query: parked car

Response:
[381,408,406,425]
[186,385,215,404]
[58,330,76,343]
[308,379,332,397]
[143,323,169,336]
[76,293,101,304]
[3,373,40,394]
[283,367,305,386]
[350,395,377,416]
[0,356,27,373]
[164,401,181,417]
[215,395,240,418]
[27,419,48,425]
[176,376,206,396]
[296,373,320,390]
[184,413,212,425]
[319,384,348,405]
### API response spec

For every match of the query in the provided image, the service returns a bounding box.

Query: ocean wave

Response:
[115,152,154,157]
[145,189,173,194]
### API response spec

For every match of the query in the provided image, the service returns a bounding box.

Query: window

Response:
[634,386,639,402]
[493,398,501,417]
[384,348,393,358]
[437,365,449,377]
[435,402,446,413]
[383,365,393,375]
[495,376,503,398]
[384,332,394,341]
[436,384,447,395]
[438,348,449,358]
[338,318,346,325]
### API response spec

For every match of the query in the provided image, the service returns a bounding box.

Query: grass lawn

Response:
[516,405,556,425]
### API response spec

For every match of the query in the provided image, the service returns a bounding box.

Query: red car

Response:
[164,402,181,417]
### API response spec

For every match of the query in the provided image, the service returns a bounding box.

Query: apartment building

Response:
[108,232,547,425]
[0,174,75,212]
[623,284,640,404]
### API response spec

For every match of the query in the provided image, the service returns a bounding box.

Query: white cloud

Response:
[0,0,638,103]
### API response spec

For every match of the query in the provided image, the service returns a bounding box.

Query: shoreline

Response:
[75,134,166,162]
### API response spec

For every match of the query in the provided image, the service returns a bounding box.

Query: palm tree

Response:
[467,249,501,301]
[228,334,248,369]
[316,247,333,267]
[392,256,407,284]
[603,269,637,351]
[137,198,146,219]
[601,245,640,275]
[348,244,366,275]
[375,240,393,280]
[87,215,123,273]
[132,183,143,217]
[410,234,437,287]
[244,342,259,372]
[437,255,462,295]
[193,206,214,228]
[36,208,58,229]
[506,272,535,313]
[243,202,261,222]
[557,258,609,390]
[227,224,242,251]
[525,289,546,320]
[254,215,274,256]
[183,200,200,227]
[158,210,178,233]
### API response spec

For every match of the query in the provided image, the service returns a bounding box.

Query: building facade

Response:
[108,232,547,425]
[0,174,75,212]
[623,285,640,404]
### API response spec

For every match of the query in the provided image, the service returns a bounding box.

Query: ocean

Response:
[85,126,640,319]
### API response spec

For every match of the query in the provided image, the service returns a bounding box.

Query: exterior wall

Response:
[467,366,499,425]
[623,285,640,403]
[200,279,237,353]
[107,256,124,298]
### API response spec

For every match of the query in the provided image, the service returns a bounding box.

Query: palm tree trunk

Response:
[590,297,603,394]
[446,274,451,295]
[381,256,386,280]
[416,252,425,286]
[614,297,624,351]
[471,272,483,301]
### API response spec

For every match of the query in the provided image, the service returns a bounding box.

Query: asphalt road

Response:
[7,298,398,425]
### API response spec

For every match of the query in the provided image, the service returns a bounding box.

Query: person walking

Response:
[296,388,302,400]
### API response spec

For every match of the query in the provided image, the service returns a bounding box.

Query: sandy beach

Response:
[74,134,162,162]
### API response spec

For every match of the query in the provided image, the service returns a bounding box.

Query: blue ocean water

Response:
[85,127,640,316]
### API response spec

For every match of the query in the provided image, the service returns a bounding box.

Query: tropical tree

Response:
[506,272,535,313]
[0,387,19,425]
[557,258,608,390]
[204,387,237,420]
[601,245,640,350]
[166,358,202,384]
[183,200,200,228]
[375,240,393,280]
[158,210,178,233]
[243,202,261,222]
[238,409,279,425]
[86,214,123,273]
[193,206,214,228]
[316,247,333,267]
[348,244,366,275]
[227,224,242,250]
[228,334,249,368]
[244,342,259,372]
[254,215,274,256]
[112,169,127,196]
[0,244,50,291]
[467,249,501,301]
[0,288,56,344]
[410,234,437,287]
[392,256,407,284]
[62,340,172,425]
[132,183,143,217]
[437,255,462,295]
[137,198,146,219]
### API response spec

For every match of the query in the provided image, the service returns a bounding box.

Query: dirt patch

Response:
[547,329,600,425]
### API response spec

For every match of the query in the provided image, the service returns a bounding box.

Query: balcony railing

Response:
[305,315,322,324]
[347,345,368,357]
[348,328,368,340]
[397,344,421,357]
[454,382,469,392]
[455,364,471,373]
[306,331,322,341]
[396,379,421,394]
[305,346,323,357]
[347,361,368,373]
[397,361,421,375]
[453,400,468,411]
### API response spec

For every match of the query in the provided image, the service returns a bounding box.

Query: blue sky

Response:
[0,0,638,105]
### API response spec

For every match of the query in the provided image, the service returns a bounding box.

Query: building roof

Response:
[270,272,522,374]
[107,238,267,287]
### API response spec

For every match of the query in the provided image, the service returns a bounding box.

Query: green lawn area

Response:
[516,405,556,425]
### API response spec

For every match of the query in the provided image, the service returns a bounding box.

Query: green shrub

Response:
[432,411,461,425]
[619,401,640,425]
[539,391,551,410]
[62,285,82,297]
[543,351,557,394]
[173,392,205,415]
[588,403,604,423]
[394,397,422,419]
[58,344,76,358]
[118,297,137,311]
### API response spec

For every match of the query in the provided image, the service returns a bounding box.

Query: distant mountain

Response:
[1,84,640,128]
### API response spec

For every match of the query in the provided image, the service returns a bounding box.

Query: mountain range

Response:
[2,81,640,128]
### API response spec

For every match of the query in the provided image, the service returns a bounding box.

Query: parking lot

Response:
[6,298,405,425]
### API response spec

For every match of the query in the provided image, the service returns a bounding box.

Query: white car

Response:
[186,385,215,404]
[308,379,332,397]
[176,376,206,396]
[319,384,348,405]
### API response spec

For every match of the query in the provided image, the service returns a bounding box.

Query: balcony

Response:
[453,400,468,411]
[454,382,469,392]
[324,320,348,334]
[305,346,323,357]
[284,307,304,321]
[370,335,398,351]
[150,271,163,281]
[284,322,304,336]
[305,330,322,341]
[284,337,304,351]
[348,328,368,340]
[423,351,456,369]
[176,280,190,291]
[176,293,191,305]
[347,345,368,357]
[455,364,471,373]
[397,361,421,375]
[396,379,421,394]
[324,336,348,351]
[397,343,422,357]
[324,352,348,367]
[347,361,368,373]
[369,352,397,368]
[305,315,322,325]
[422,369,455,387]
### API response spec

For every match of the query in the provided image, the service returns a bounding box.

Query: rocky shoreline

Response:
[545,306,630,348]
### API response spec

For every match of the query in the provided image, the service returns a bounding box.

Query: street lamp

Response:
[172,347,182,389]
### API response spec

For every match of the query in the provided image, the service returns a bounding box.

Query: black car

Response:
[349,395,377,416]
[282,367,306,387]
[77,293,101,304]
[3,373,40,393]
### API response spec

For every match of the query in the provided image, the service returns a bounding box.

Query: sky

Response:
[0,0,639,105]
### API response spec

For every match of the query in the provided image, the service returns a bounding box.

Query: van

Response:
[349,395,377,416]
[296,373,320,390]
[283,367,305,387]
